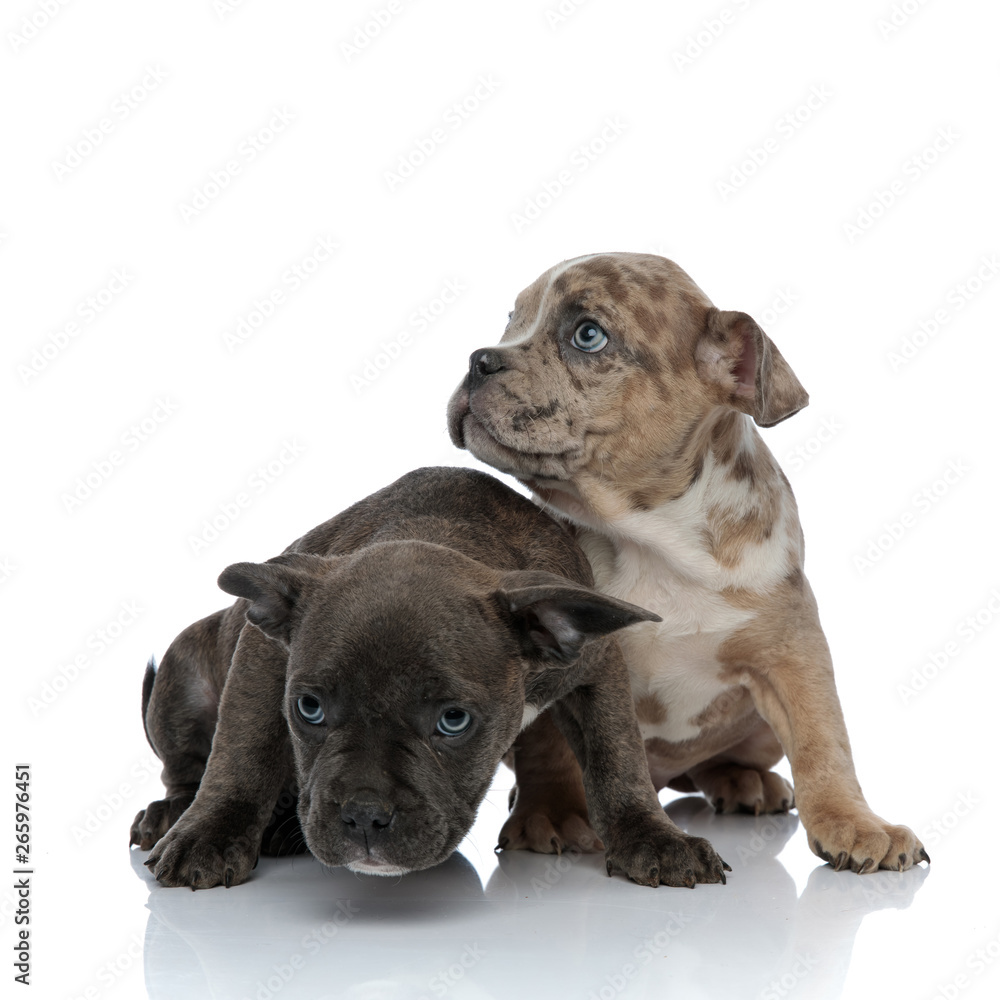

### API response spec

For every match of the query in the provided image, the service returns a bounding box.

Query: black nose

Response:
[468,348,506,388]
[340,793,394,841]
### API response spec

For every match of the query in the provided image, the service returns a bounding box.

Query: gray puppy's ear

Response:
[218,553,333,645]
[696,308,809,427]
[496,574,661,664]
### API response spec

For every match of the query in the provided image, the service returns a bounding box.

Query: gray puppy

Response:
[132,467,729,889]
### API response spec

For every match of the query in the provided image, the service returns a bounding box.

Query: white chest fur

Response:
[573,449,797,743]
[580,529,752,741]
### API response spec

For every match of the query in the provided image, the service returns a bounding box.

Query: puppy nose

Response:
[340,793,394,839]
[468,348,506,387]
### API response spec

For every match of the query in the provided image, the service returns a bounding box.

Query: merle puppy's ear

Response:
[218,553,334,646]
[696,308,809,427]
[496,573,661,664]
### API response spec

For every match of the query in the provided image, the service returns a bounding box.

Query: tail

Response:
[141,655,157,751]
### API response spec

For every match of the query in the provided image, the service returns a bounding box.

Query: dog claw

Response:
[224,868,234,888]
[813,839,833,864]
[833,852,849,872]
[917,848,931,864]
[606,859,614,877]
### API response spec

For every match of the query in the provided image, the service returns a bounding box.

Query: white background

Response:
[3,1,999,998]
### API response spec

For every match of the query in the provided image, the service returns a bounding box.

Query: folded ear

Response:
[696,309,809,427]
[218,553,334,646]
[496,574,662,664]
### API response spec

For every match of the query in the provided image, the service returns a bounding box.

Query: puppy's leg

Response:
[131,612,226,850]
[499,711,603,854]
[686,721,794,815]
[553,639,730,888]
[728,601,929,873]
[145,625,292,889]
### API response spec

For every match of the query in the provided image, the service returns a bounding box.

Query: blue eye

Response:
[296,695,325,725]
[436,709,473,737]
[571,321,609,353]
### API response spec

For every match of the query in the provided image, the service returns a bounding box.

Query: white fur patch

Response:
[502,253,605,349]
[520,704,540,731]
[345,860,411,876]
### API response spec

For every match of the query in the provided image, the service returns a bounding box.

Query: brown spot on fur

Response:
[624,415,711,510]
[730,450,757,485]
[707,506,775,568]
[635,692,667,725]
[720,586,764,611]
[624,339,664,377]
[705,434,787,567]
[690,686,754,729]
[710,411,744,466]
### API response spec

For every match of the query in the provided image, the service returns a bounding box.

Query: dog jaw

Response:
[448,378,589,482]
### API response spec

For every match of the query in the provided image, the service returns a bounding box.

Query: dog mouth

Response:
[448,383,582,478]
[446,385,471,449]
[307,826,455,876]
[301,792,460,876]
[465,412,583,478]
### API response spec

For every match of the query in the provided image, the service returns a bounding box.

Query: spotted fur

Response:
[449,252,929,872]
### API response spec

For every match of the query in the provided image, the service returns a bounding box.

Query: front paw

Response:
[692,765,794,815]
[807,809,930,874]
[130,794,194,851]
[604,813,730,888]
[143,804,263,889]
[498,802,603,854]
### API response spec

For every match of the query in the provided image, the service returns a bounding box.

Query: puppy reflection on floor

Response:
[487,797,927,1000]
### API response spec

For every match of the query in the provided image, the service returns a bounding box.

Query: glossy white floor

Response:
[8,2,1000,998]
[111,774,976,1000]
